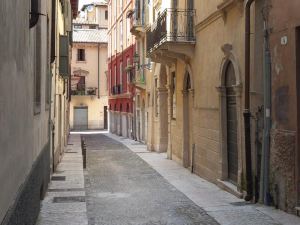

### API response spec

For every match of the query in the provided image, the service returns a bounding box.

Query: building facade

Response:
[70,3,108,131]
[266,0,300,214]
[107,0,136,138]
[129,0,149,143]
[106,0,300,215]
[51,0,75,171]
[0,0,77,224]
[145,0,265,203]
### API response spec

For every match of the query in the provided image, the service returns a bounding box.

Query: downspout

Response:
[98,43,100,98]
[244,0,255,201]
[260,8,272,205]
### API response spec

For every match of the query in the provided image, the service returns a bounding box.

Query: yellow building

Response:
[145,0,264,200]
[70,3,108,130]
[50,0,75,170]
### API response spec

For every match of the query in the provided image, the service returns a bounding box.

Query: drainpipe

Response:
[244,0,255,201]
[98,43,100,98]
[260,10,272,205]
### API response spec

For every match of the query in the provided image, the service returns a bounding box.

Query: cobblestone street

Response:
[83,134,218,225]
[36,133,300,225]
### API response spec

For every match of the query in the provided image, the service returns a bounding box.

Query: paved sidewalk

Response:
[36,134,88,225]
[106,132,300,225]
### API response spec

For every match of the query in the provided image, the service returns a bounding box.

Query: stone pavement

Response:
[83,134,219,225]
[36,134,88,225]
[105,132,300,225]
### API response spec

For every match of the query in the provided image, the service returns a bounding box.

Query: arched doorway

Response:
[141,99,145,142]
[183,72,192,168]
[126,103,130,138]
[114,104,117,134]
[225,62,238,184]
[119,104,123,136]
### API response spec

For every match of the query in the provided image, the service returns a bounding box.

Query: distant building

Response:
[70,3,108,130]
[107,0,136,138]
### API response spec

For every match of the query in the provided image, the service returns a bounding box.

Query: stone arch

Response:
[219,51,242,87]
[183,64,194,90]
[218,50,243,190]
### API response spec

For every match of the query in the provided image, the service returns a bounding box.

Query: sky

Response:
[78,0,94,10]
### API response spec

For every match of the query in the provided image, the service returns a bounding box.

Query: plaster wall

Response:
[0,0,50,222]
[70,96,108,129]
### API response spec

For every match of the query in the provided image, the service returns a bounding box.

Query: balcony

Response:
[111,84,123,95]
[71,86,97,96]
[134,71,146,90]
[146,8,196,61]
[130,17,145,37]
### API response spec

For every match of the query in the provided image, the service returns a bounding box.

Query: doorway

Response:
[183,73,191,168]
[104,106,108,130]
[74,106,88,130]
[225,62,238,184]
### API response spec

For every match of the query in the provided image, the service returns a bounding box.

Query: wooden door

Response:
[226,62,238,184]
[104,106,108,130]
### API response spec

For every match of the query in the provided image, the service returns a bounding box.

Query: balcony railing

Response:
[146,8,195,55]
[71,86,97,96]
[111,84,123,95]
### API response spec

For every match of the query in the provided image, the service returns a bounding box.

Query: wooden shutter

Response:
[59,35,69,77]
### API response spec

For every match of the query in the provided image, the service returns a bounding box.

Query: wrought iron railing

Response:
[111,84,123,95]
[146,8,195,54]
[71,86,97,96]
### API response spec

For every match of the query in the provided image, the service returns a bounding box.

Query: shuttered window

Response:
[59,35,69,77]
[77,49,85,61]
[34,19,41,114]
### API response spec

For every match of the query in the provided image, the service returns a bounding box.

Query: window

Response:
[127,18,130,45]
[114,64,117,86]
[105,10,108,20]
[34,19,41,114]
[147,93,150,107]
[120,0,123,14]
[137,95,140,108]
[77,49,85,61]
[89,25,97,29]
[127,57,131,83]
[114,27,117,52]
[45,18,50,110]
[59,35,69,76]
[120,61,123,91]
[74,24,82,29]
[120,20,123,48]
[171,72,176,119]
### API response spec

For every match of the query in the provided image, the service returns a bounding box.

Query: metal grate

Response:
[51,176,66,181]
[53,196,86,203]
[48,188,85,192]
[229,201,253,206]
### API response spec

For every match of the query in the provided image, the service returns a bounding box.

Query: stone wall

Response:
[270,129,297,213]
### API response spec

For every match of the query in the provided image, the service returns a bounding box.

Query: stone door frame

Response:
[182,64,194,168]
[217,51,243,190]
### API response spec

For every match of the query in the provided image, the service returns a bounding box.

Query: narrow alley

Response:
[37,133,300,225]
[83,134,218,225]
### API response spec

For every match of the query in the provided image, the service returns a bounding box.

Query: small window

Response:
[105,10,108,20]
[74,24,82,29]
[89,25,97,29]
[77,49,85,61]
